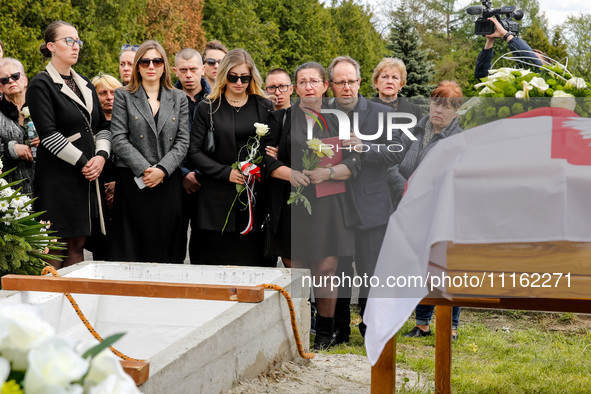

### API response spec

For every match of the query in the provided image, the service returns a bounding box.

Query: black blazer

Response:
[188,95,273,232]
[260,105,362,233]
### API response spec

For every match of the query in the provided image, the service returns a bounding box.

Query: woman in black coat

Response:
[188,49,273,266]
[371,57,423,121]
[27,21,110,267]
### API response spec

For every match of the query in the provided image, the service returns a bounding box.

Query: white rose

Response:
[566,77,587,90]
[0,305,55,370]
[20,107,30,119]
[529,77,549,92]
[253,122,269,137]
[551,90,576,111]
[24,337,88,394]
[84,349,140,394]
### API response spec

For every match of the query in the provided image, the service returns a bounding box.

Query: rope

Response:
[258,284,315,359]
[41,266,145,362]
[39,268,313,361]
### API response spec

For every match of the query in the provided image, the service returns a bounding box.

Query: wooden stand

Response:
[370,241,591,393]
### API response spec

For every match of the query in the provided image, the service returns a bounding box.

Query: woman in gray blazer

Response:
[108,40,189,263]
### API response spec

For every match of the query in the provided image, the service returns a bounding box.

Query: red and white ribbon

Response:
[239,161,261,235]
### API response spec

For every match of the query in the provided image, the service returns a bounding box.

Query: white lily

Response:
[529,77,549,92]
[566,77,587,90]
[515,81,533,99]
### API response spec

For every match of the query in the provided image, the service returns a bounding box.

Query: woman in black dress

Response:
[188,49,273,266]
[27,21,110,267]
[260,62,360,349]
[108,40,189,263]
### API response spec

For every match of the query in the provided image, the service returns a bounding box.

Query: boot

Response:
[333,297,351,345]
[313,315,335,350]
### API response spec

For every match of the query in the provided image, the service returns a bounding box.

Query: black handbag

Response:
[204,101,215,153]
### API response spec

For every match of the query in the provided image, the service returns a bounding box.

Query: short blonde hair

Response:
[372,58,408,88]
[91,72,122,91]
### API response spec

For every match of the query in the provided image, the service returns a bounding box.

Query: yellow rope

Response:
[258,284,315,359]
[41,266,145,362]
[40,268,313,361]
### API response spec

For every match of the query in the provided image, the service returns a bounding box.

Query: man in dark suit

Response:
[328,56,406,343]
[173,48,211,263]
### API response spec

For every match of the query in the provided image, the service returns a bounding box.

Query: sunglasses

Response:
[0,72,22,85]
[121,44,140,52]
[204,58,222,66]
[227,74,252,84]
[138,58,165,68]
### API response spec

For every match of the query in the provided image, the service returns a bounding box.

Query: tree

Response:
[560,13,591,80]
[141,0,206,59]
[548,28,568,64]
[387,10,434,97]
[329,0,386,96]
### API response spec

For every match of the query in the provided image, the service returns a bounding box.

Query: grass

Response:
[312,307,591,393]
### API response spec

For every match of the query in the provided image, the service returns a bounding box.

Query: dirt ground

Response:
[226,309,590,393]
[226,353,425,394]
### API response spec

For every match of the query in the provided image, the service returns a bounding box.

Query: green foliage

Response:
[560,13,591,81]
[0,169,62,279]
[202,0,385,96]
[387,9,434,97]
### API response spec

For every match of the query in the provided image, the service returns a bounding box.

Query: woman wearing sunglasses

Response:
[108,40,189,263]
[0,58,37,194]
[26,21,110,268]
[188,48,274,266]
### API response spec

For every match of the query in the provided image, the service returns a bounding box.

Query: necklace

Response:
[226,94,247,113]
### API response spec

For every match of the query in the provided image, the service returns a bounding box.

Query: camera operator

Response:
[475,17,542,79]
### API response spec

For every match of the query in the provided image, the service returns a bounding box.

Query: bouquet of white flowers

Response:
[462,59,591,129]
[0,305,140,394]
[0,162,61,278]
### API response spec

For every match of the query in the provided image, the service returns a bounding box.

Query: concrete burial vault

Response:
[0,262,311,393]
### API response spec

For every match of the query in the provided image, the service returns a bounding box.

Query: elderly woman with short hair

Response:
[0,57,37,193]
[371,57,422,121]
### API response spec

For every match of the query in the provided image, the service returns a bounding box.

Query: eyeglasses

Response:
[227,74,252,84]
[121,44,140,52]
[204,58,222,66]
[331,79,359,88]
[0,72,22,85]
[55,37,84,48]
[138,58,165,68]
[265,84,291,93]
[297,79,322,88]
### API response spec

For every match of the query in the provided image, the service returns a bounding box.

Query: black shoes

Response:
[404,326,432,338]
[332,328,350,346]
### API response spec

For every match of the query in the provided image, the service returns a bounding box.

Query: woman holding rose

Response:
[260,62,360,349]
[188,48,273,267]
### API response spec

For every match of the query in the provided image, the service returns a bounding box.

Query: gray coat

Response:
[111,86,189,177]
[0,105,35,195]
[388,115,463,209]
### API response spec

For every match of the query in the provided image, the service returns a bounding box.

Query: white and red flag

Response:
[364,108,591,365]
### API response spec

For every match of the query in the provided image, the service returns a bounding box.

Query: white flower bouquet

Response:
[0,167,61,278]
[463,60,591,129]
[0,305,140,394]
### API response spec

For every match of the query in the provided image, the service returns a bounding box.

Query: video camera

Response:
[466,0,524,36]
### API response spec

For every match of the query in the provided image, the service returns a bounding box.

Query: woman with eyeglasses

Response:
[188,48,274,266]
[259,62,360,350]
[107,40,189,264]
[26,20,110,268]
[0,58,37,194]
